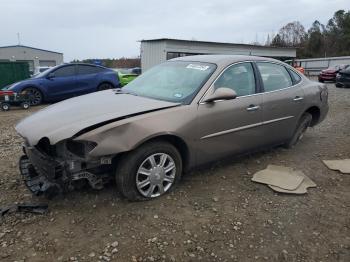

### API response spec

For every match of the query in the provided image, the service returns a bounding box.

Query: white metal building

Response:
[290,56,350,76]
[140,38,296,72]
[0,45,63,74]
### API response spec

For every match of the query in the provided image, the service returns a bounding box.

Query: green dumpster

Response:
[0,62,30,89]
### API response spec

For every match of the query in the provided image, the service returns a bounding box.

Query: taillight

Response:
[0,90,14,96]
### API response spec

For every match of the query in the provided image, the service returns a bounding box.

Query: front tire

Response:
[285,113,312,148]
[115,141,182,201]
[23,87,42,106]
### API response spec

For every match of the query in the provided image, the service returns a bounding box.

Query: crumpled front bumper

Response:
[19,145,64,198]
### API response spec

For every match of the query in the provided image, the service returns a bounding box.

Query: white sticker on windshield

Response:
[174,93,183,98]
[186,64,210,71]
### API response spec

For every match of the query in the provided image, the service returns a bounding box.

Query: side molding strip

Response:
[201,116,294,140]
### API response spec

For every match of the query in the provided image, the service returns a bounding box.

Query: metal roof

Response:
[140,38,295,50]
[0,45,63,54]
[172,54,278,66]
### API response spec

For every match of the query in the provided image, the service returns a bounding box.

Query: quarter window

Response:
[54,65,75,77]
[257,62,293,92]
[214,62,256,97]
[288,69,302,84]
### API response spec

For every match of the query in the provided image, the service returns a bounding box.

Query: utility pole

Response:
[17,32,21,45]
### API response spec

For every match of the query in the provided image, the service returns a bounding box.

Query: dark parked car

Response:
[336,67,350,88]
[318,64,349,82]
[16,55,329,200]
[4,63,120,105]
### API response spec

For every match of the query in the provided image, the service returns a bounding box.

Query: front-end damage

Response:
[19,137,114,198]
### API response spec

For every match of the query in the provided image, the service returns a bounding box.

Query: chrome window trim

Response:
[198,60,257,104]
[199,60,304,105]
[255,61,303,93]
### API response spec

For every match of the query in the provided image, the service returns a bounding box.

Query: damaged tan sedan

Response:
[16,55,328,200]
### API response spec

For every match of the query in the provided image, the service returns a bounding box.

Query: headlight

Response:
[66,140,97,157]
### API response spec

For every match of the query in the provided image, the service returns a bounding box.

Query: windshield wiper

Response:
[114,88,138,96]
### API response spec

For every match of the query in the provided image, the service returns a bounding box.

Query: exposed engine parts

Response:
[19,138,114,198]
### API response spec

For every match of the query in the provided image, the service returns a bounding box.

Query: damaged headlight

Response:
[66,140,97,158]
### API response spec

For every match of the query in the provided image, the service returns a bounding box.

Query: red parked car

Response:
[318,64,349,82]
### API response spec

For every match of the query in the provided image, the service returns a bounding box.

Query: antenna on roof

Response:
[17,32,21,45]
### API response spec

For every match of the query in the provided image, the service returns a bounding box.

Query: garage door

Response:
[39,60,56,67]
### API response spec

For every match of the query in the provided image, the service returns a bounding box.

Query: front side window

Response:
[257,62,293,92]
[54,65,75,77]
[214,62,256,97]
[124,61,216,104]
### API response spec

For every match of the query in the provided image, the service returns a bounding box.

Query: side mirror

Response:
[47,72,55,79]
[202,87,237,103]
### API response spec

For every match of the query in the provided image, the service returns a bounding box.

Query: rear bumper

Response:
[318,75,336,81]
[318,104,329,125]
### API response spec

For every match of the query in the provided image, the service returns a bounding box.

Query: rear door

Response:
[44,65,77,100]
[76,65,104,95]
[196,62,264,165]
[256,62,305,145]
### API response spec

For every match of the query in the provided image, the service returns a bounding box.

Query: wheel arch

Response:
[97,81,116,90]
[22,85,46,101]
[304,106,320,126]
[131,133,191,172]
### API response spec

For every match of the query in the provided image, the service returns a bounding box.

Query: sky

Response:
[1,0,348,61]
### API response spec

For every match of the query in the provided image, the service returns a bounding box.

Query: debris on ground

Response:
[0,203,48,217]
[322,159,350,174]
[251,165,316,194]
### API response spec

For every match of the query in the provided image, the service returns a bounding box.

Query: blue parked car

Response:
[5,63,120,105]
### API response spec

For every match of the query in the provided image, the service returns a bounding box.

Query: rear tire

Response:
[285,113,312,148]
[21,102,30,110]
[115,141,182,201]
[1,103,10,111]
[97,83,114,91]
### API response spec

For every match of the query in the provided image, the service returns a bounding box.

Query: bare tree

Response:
[277,21,307,47]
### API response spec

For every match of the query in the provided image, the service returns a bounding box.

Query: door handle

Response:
[246,105,260,111]
[293,96,304,102]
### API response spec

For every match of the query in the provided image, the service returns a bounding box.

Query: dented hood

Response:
[16,90,179,145]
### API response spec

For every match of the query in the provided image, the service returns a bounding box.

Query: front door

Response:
[196,62,264,165]
[44,65,77,100]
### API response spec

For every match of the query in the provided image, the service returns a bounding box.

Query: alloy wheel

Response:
[136,153,176,198]
[25,88,42,105]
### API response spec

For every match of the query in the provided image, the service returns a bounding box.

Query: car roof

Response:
[171,55,280,67]
[57,63,110,70]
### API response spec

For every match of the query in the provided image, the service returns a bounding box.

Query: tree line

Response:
[72,57,141,68]
[269,9,350,58]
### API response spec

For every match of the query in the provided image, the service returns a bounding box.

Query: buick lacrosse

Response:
[16,55,328,200]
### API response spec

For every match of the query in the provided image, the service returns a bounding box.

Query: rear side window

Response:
[257,62,293,92]
[288,69,302,84]
[214,62,256,97]
[77,65,104,75]
[54,65,75,77]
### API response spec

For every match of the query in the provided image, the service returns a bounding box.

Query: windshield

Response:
[32,67,54,78]
[123,61,216,104]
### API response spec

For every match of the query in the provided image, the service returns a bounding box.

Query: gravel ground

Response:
[0,83,349,262]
